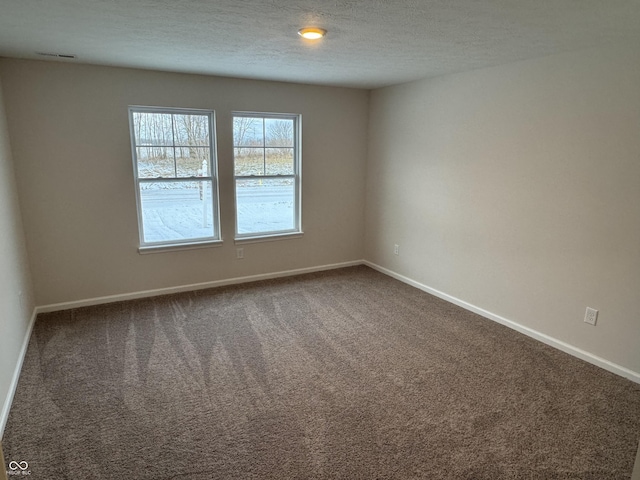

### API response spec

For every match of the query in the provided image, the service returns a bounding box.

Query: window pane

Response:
[173,114,210,146]
[265,118,294,147]
[265,148,294,175]
[140,181,214,243]
[132,112,173,146]
[234,148,264,176]
[136,147,175,178]
[176,147,210,177]
[233,117,263,146]
[236,178,295,235]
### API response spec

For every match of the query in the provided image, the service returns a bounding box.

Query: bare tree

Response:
[176,114,208,152]
[234,117,263,155]
[266,120,293,148]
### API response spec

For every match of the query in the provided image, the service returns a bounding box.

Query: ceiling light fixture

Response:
[298,27,327,40]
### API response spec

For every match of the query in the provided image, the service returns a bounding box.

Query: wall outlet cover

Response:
[584,307,598,326]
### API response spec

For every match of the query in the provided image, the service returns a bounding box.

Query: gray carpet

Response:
[3,266,639,479]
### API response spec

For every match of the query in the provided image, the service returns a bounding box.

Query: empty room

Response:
[1,1,639,478]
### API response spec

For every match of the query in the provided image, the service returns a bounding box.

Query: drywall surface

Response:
[366,45,640,373]
[0,59,368,306]
[0,76,34,436]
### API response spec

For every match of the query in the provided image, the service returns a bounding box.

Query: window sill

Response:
[234,231,303,245]
[138,239,223,255]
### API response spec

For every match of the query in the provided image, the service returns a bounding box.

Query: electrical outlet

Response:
[236,247,244,259]
[393,244,399,255]
[584,307,598,326]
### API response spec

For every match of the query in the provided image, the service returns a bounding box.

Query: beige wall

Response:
[0,76,34,435]
[366,45,640,373]
[0,59,368,306]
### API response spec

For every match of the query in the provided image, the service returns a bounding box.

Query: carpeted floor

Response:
[3,266,639,479]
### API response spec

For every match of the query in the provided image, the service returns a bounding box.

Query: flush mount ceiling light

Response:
[298,27,327,40]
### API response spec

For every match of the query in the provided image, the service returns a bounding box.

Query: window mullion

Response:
[262,117,266,176]
[138,176,214,183]
[171,114,177,178]
[233,174,295,180]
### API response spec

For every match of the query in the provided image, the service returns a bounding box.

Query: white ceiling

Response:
[1,0,640,89]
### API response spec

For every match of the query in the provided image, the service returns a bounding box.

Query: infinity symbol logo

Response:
[8,461,29,471]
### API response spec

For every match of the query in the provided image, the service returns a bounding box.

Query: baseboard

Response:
[36,260,365,314]
[0,307,38,439]
[364,261,640,384]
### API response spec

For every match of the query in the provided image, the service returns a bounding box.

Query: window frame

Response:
[232,111,303,242]
[128,106,222,252]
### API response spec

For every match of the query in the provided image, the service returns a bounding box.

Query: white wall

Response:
[0,76,35,436]
[0,59,369,306]
[366,45,640,374]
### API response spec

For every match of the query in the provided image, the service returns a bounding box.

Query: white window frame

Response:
[233,112,303,242]
[128,106,221,252]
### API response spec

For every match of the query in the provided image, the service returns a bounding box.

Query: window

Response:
[129,107,220,250]
[233,113,302,240]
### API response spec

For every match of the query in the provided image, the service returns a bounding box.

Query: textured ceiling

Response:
[1,0,640,89]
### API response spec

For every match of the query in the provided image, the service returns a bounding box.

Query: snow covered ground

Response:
[235,181,295,235]
[140,184,294,243]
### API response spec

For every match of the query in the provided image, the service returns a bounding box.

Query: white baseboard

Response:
[36,260,365,314]
[364,261,640,384]
[0,307,38,439]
